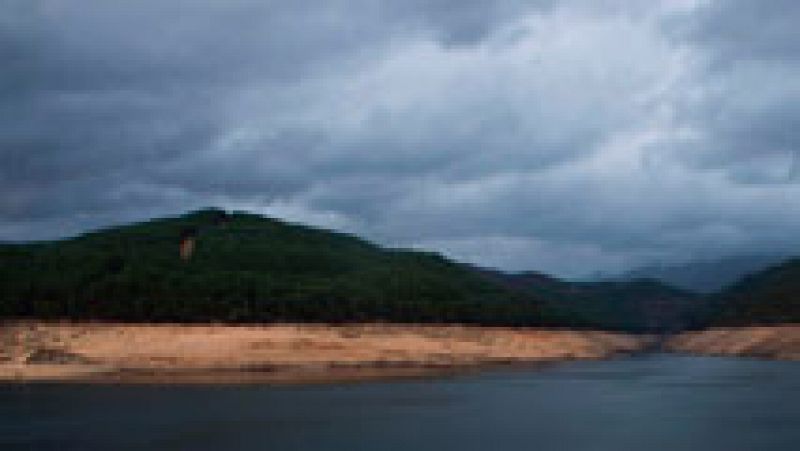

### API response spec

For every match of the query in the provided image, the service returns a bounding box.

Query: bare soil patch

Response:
[0,321,649,383]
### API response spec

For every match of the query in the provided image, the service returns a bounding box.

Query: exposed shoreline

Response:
[665,325,800,360]
[1,322,648,384]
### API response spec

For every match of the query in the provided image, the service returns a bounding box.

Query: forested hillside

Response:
[0,208,719,331]
[481,271,700,332]
[0,209,579,327]
[708,259,800,326]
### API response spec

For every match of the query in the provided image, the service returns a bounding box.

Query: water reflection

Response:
[2,355,799,451]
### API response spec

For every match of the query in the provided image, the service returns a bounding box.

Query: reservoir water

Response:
[2,355,799,450]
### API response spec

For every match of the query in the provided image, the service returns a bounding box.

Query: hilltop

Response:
[0,209,574,327]
[0,208,705,331]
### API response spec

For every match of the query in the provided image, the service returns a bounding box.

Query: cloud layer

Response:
[2,0,800,277]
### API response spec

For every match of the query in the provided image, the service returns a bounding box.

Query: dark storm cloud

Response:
[2,0,800,277]
[684,0,800,63]
[0,0,552,226]
[665,0,800,184]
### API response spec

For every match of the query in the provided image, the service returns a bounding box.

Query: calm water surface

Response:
[2,355,799,451]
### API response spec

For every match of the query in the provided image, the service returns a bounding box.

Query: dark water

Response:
[2,355,799,451]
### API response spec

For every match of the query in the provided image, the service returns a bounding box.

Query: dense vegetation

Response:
[481,271,700,332]
[0,209,582,327]
[12,208,783,331]
[707,259,800,326]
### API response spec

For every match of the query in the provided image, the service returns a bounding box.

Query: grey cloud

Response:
[3,0,800,278]
[663,1,800,185]
[1,0,554,222]
[685,0,800,63]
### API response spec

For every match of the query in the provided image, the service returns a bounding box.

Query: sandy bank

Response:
[0,322,647,384]
[665,325,800,360]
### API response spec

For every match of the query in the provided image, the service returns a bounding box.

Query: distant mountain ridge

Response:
[618,255,789,293]
[0,208,706,332]
[480,270,700,332]
[2,208,795,331]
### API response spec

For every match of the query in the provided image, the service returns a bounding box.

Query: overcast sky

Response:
[2,0,800,277]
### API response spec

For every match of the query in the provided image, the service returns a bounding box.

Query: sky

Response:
[2,0,800,278]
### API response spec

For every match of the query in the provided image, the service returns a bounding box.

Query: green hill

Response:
[707,259,800,326]
[0,209,578,327]
[480,271,700,332]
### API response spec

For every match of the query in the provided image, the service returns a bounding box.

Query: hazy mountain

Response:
[619,255,790,293]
